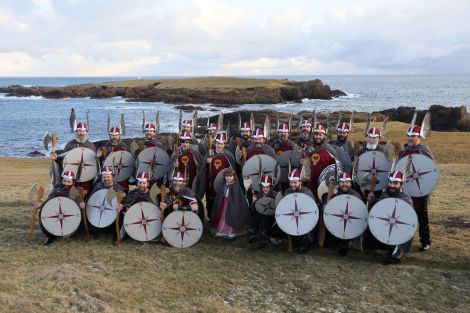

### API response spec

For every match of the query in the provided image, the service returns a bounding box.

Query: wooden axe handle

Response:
[28,187,45,241]
[115,190,124,244]
[78,187,91,241]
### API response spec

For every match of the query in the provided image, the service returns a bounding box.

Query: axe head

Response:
[69,186,79,201]
[28,183,38,205]
[130,140,140,156]
[106,188,117,206]
[43,132,52,151]
[149,184,161,205]
[384,140,395,161]
[243,176,253,191]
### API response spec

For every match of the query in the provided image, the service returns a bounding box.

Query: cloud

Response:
[0,0,469,75]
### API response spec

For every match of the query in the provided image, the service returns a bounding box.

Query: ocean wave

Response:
[340,92,360,98]
[0,93,44,100]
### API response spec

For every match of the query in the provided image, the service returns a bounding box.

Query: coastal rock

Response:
[0,79,345,106]
[378,105,470,131]
[28,151,46,157]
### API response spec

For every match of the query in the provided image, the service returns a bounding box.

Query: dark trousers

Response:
[249,213,275,242]
[412,197,431,245]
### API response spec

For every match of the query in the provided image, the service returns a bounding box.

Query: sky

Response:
[1,0,470,76]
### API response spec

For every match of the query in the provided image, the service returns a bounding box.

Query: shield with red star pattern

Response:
[162,211,203,248]
[368,198,418,245]
[136,147,171,180]
[63,147,98,182]
[324,194,368,239]
[355,151,392,191]
[124,202,161,241]
[275,193,319,236]
[103,150,135,182]
[86,189,117,228]
[242,154,281,192]
[40,196,81,237]
[395,154,439,197]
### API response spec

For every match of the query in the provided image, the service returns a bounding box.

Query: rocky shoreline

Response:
[0,78,346,106]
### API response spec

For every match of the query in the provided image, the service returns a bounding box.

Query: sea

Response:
[1,75,469,157]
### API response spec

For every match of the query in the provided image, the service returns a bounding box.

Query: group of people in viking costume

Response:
[30,108,439,265]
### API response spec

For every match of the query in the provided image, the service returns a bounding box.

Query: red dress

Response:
[211,185,243,238]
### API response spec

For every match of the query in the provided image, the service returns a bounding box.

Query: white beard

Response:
[76,136,87,144]
[366,142,378,150]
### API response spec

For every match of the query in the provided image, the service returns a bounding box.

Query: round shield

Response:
[123,201,161,241]
[254,196,276,216]
[63,147,98,182]
[317,164,343,187]
[213,168,229,193]
[103,150,135,182]
[356,151,392,191]
[136,147,170,180]
[395,154,440,197]
[277,150,302,183]
[86,189,117,228]
[324,194,368,239]
[40,196,81,237]
[369,198,418,245]
[275,193,319,236]
[242,154,281,192]
[162,211,203,248]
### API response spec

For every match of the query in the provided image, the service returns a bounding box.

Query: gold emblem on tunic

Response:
[311,153,320,164]
[214,159,222,170]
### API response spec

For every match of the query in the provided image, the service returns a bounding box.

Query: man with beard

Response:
[160,171,199,218]
[398,125,435,252]
[249,175,281,249]
[34,171,78,245]
[100,126,132,191]
[302,124,339,204]
[211,168,251,240]
[199,122,217,156]
[81,167,123,238]
[103,126,130,155]
[283,169,315,253]
[180,119,198,145]
[271,123,299,154]
[171,131,202,192]
[229,121,253,162]
[367,170,413,265]
[359,128,386,155]
[88,167,122,196]
[356,127,387,204]
[50,122,97,194]
[197,132,235,221]
[119,172,154,240]
[246,128,277,160]
[271,123,301,192]
[330,122,355,161]
[142,122,164,149]
[296,119,313,149]
[331,172,363,256]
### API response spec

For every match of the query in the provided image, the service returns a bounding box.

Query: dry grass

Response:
[98,77,291,90]
[1,124,469,313]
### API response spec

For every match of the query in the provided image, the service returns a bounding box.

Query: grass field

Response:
[0,122,469,313]
[97,77,291,90]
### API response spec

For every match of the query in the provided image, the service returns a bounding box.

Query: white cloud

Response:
[0,0,469,75]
